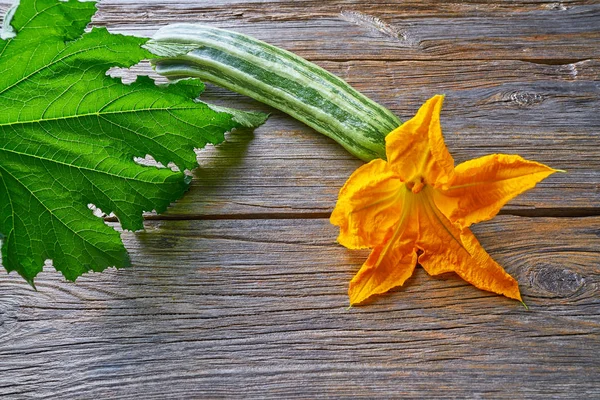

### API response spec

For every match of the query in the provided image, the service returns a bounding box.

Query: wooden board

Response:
[1,217,599,398]
[112,58,600,216]
[1,0,599,398]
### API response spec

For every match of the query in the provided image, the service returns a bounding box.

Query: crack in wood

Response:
[499,207,600,218]
[100,207,600,223]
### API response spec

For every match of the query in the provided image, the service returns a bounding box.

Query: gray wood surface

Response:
[1,0,599,398]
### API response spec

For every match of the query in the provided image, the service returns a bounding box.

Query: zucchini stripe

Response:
[151,24,399,132]
[145,24,401,161]
[156,61,370,159]
[165,25,400,133]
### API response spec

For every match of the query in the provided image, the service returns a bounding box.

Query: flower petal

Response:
[456,229,522,301]
[331,159,404,249]
[385,95,454,187]
[436,154,558,229]
[416,188,521,301]
[349,237,418,305]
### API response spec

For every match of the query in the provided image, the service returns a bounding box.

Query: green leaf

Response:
[0,0,267,284]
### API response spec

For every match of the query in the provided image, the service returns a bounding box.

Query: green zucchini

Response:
[144,24,401,161]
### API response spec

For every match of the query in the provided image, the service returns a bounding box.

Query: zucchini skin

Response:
[145,24,401,161]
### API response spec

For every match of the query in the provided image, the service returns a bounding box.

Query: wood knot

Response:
[482,90,546,108]
[155,235,179,249]
[529,265,585,298]
[546,2,568,11]
[509,91,545,107]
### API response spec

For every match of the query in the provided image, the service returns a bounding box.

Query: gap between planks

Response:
[103,207,600,223]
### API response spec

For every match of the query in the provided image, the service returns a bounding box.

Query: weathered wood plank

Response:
[90,1,598,215]
[87,0,600,63]
[112,57,600,216]
[1,216,598,398]
[1,2,598,215]
[6,1,598,63]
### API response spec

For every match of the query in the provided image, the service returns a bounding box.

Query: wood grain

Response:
[1,0,599,398]
[111,58,600,216]
[88,0,600,62]
[0,217,599,398]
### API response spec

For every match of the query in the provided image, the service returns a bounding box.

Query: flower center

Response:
[406,176,425,194]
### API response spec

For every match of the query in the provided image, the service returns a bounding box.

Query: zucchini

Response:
[144,24,401,161]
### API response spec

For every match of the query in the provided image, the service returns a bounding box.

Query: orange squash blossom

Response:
[331,95,559,305]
